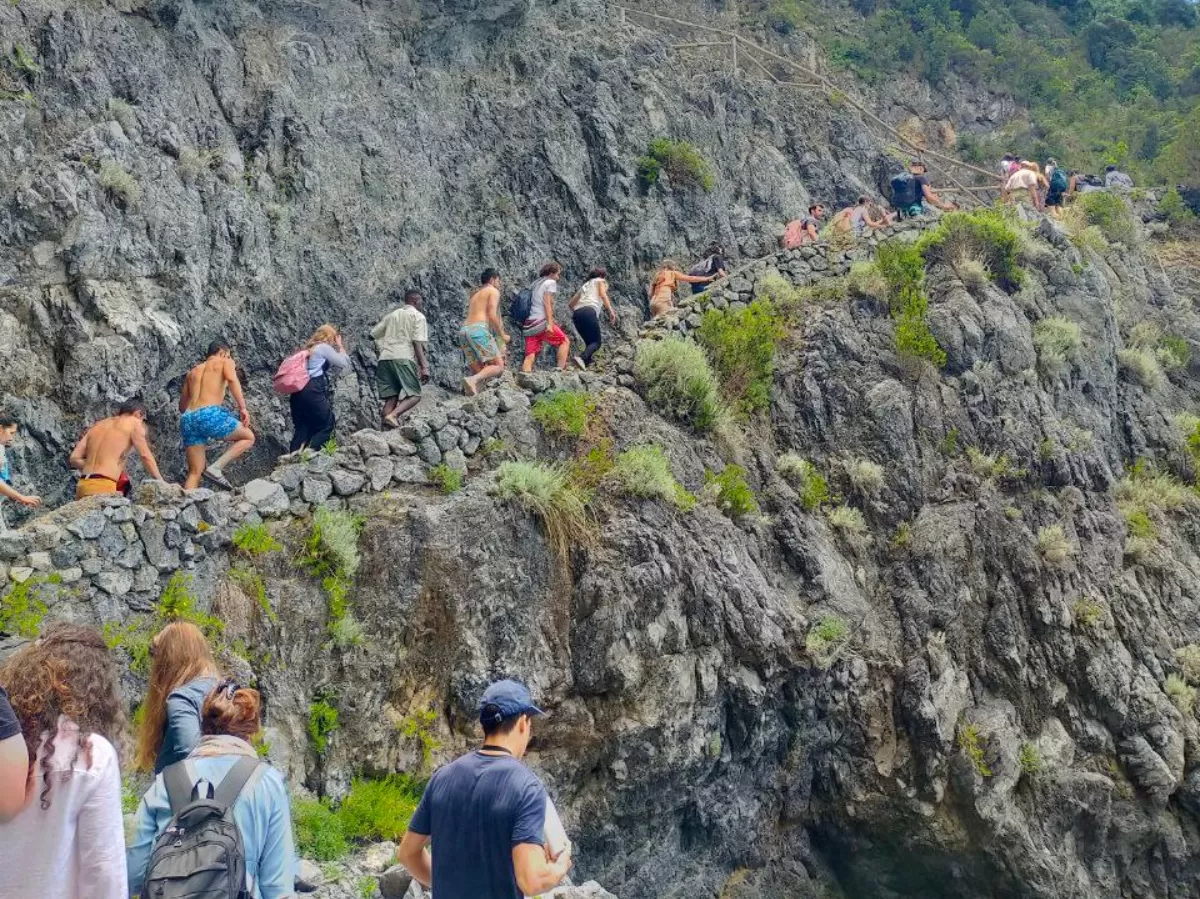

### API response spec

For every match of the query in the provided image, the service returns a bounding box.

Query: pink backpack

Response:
[273,349,310,394]
[782,219,805,249]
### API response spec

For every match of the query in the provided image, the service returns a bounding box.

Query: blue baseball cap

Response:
[478,679,544,727]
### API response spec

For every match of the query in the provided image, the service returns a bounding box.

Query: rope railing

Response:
[614,4,1004,207]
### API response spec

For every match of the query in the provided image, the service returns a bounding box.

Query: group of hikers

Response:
[997,154,1135,215]
[0,620,566,898]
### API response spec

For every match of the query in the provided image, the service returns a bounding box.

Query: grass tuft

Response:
[233,521,282,555]
[1165,674,1197,718]
[531,390,595,439]
[1037,524,1072,564]
[844,458,885,495]
[697,300,787,416]
[826,504,868,535]
[338,775,424,842]
[777,453,828,511]
[495,461,592,559]
[1033,316,1082,378]
[98,159,141,205]
[428,463,463,495]
[805,613,850,669]
[1018,742,1043,777]
[957,723,993,777]
[610,444,695,510]
[705,465,758,517]
[634,338,729,434]
[1176,644,1200,684]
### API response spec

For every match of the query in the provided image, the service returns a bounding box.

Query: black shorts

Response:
[1045,190,1064,208]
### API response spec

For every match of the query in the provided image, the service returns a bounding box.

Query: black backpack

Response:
[509,278,545,324]
[890,172,919,207]
[688,255,715,278]
[140,757,262,899]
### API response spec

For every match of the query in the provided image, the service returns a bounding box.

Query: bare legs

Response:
[464,361,505,395]
[383,395,421,428]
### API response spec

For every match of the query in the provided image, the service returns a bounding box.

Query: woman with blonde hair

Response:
[136,621,220,774]
[128,681,296,898]
[0,623,128,897]
[648,261,715,319]
[286,322,350,455]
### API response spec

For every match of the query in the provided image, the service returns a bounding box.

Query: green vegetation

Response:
[359,876,378,899]
[705,465,759,517]
[97,159,141,205]
[1166,673,1197,716]
[494,460,592,559]
[0,574,56,637]
[957,723,992,777]
[876,241,946,369]
[229,564,276,624]
[1159,187,1195,225]
[844,457,885,495]
[293,797,350,861]
[636,138,715,191]
[251,730,273,759]
[1116,460,1195,551]
[11,43,40,74]
[754,272,805,315]
[339,775,424,842]
[1018,742,1043,777]
[1075,192,1137,246]
[939,428,961,457]
[122,775,142,815]
[1033,316,1083,378]
[322,437,338,456]
[531,390,595,439]
[697,300,787,416]
[398,707,442,772]
[891,520,914,550]
[805,612,850,669]
[570,439,616,491]
[107,98,136,132]
[966,447,1017,482]
[634,338,728,434]
[610,444,696,510]
[777,454,830,511]
[1073,597,1107,629]
[1037,524,1073,564]
[299,507,365,642]
[847,260,888,301]
[307,695,340,755]
[826,504,868,536]
[915,209,1025,292]
[233,521,282,555]
[1176,644,1200,683]
[428,463,464,495]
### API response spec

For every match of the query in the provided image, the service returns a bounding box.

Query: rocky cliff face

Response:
[4,1,1200,898]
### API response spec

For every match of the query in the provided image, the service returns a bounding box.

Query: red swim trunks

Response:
[523,324,569,357]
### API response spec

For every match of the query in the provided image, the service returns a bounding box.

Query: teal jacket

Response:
[127,749,296,899]
[154,675,218,773]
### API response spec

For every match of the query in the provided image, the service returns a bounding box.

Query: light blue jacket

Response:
[127,749,297,899]
[154,675,218,774]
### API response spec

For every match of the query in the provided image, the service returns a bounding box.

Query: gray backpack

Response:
[141,756,262,899]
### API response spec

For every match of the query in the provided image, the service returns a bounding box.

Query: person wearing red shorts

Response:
[520,262,570,373]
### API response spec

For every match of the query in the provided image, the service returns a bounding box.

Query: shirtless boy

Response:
[179,341,255,490]
[459,268,510,396]
[68,401,165,499]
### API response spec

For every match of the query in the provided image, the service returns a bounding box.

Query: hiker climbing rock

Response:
[179,342,255,490]
[568,266,617,370]
[0,413,40,530]
[890,159,954,218]
[520,263,571,373]
[1003,160,1047,211]
[278,324,350,456]
[648,260,715,319]
[833,196,894,236]
[687,244,728,294]
[69,400,165,498]
[372,290,430,428]
[1044,159,1072,217]
[460,268,510,396]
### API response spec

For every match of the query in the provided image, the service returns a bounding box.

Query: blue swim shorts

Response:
[180,405,240,447]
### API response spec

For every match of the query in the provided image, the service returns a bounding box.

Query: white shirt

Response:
[575,278,605,313]
[371,305,429,362]
[526,278,558,328]
[0,719,127,899]
[1006,168,1039,191]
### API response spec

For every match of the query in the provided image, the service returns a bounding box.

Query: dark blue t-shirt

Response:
[409,751,547,899]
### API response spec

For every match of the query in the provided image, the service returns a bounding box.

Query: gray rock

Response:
[25,551,52,571]
[93,568,133,596]
[365,456,394,492]
[351,429,391,458]
[294,859,324,893]
[360,841,398,874]
[243,479,289,516]
[436,425,462,452]
[0,531,30,560]
[330,469,367,497]
[378,865,413,899]
[384,429,419,456]
[417,438,442,466]
[392,458,428,485]
[301,475,334,505]
[8,566,33,584]
[26,525,62,551]
[399,420,431,441]
[136,480,185,507]
[58,567,83,584]
[442,448,468,474]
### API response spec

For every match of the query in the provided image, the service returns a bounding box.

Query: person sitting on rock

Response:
[0,624,128,898]
[136,621,221,774]
[834,196,893,237]
[69,400,166,499]
[782,204,824,248]
[687,244,728,294]
[647,261,715,319]
[0,413,41,530]
[179,341,255,490]
[372,289,430,428]
[459,268,510,396]
[127,680,295,899]
[1104,164,1134,191]
[397,679,573,899]
[520,262,570,373]
[286,324,350,456]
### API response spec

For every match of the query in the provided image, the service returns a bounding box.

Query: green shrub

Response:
[11,43,40,74]
[697,300,787,416]
[610,444,695,510]
[754,273,804,316]
[777,454,828,511]
[1117,461,1195,515]
[233,522,282,555]
[844,458,885,495]
[1037,525,1072,564]
[98,159,141,205]
[634,338,728,434]
[805,613,850,669]
[826,504,867,535]
[428,464,463,495]
[1033,316,1082,378]
[1123,507,1158,541]
[531,390,595,439]
[358,876,378,899]
[302,507,364,580]
[966,447,1015,481]
[293,797,349,861]
[847,261,888,301]
[107,98,137,132]
[637,138,715,191]
[494,461,592,559]
[1018,742,1042,777]
[308,697,340,755]
[338,775,424,842]
[1158,188,1195,226]
[328,614,364,650]
[398,707,442,772]
[876,241,946,369]
[1156,335,1191,371]
[1176,644,1200,684]
[939,428,961,457]
[915,209,1025,292]
[705,465,758,517]
[0,576,51,637]
[570,439,616,491]
[1072,597,1106,629]
[1076,192,1137,246]
[1165,674,1197,717]
[957,723,992,777]
[891,520,913,549]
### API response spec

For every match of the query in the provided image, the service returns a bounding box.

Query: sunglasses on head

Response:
[215,678,240,700]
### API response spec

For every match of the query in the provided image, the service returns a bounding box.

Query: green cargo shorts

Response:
[376,358,422,400]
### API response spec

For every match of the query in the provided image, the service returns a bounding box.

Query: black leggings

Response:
[572,307,603,366]
[289,377,336,452]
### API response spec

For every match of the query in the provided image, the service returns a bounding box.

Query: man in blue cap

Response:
[397,679,573,898]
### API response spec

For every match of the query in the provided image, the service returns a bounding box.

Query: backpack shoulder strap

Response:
[163,760,195,816]
[213,756,263,814]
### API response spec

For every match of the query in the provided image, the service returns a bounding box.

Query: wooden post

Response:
[731,36,738,74]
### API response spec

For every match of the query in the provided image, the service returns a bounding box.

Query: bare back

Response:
[465,285,499,326]
[184,357,232,411]
[77,416,140,480]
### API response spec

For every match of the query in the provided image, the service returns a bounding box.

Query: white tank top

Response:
[577,278,604,313]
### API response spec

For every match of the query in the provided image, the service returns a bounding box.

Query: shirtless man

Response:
[178,341,255,490]
[459,268,510,396]
[68,401,165,499]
